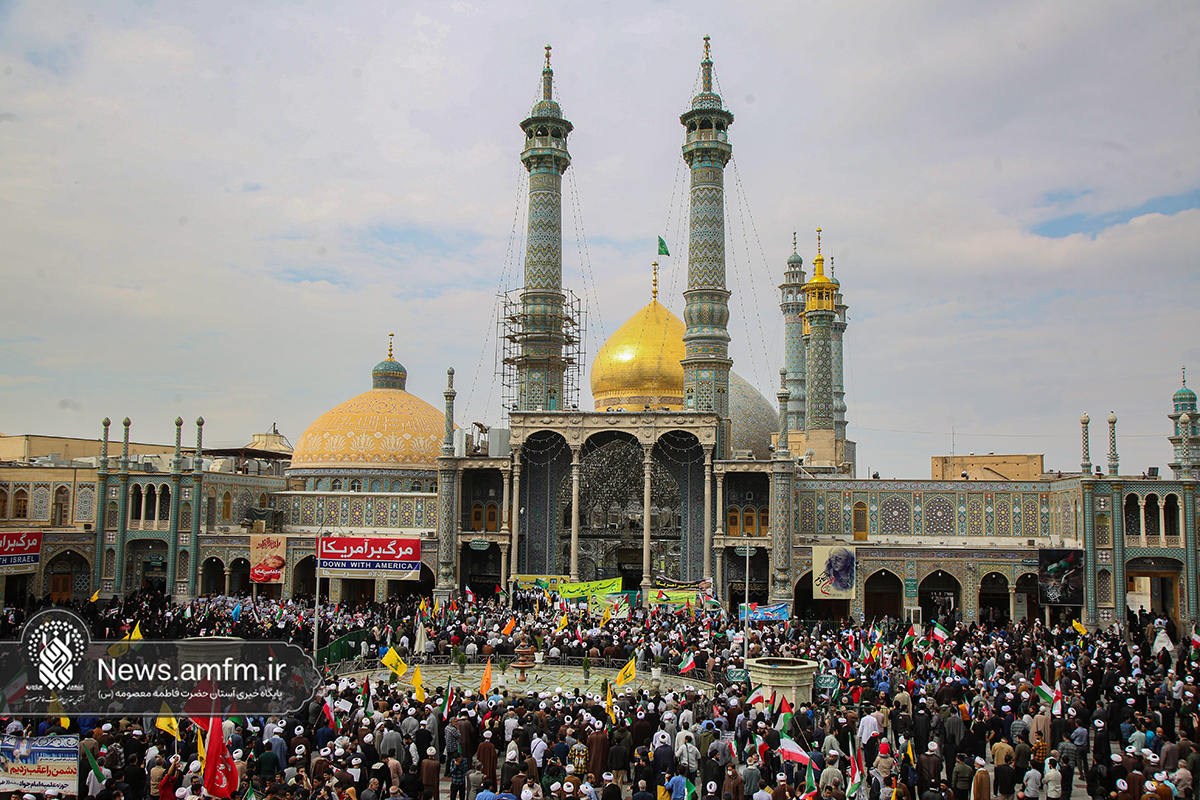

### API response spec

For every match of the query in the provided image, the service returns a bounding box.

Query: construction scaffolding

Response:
[497,287,586,421]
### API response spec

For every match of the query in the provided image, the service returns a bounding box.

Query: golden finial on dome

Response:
[387,332,394,360]
[816,227,822,255]
[652,262,659,302]
[703,35,711,61]
[545,44,552,69]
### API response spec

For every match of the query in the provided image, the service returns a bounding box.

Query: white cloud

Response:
[0,0,1197,475]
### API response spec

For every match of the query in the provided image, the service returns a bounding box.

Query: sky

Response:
[1,0,1198,479]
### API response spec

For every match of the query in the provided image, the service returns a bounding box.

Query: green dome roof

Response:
[787,252,804,267]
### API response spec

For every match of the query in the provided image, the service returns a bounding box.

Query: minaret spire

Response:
[652,262,659,302]
[515,46,573,411]
[680,35,734,453]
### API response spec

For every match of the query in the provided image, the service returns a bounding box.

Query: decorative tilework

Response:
[880,495,911,534]
[925,495,955,535]
[968,498,983,536]
[800,498,815,534]
[180,503,192,531]
[995,495,1011,536]
[351,499,364,526]
[75,485,95,523]
[400,499,415,527]
[31,486,50,520]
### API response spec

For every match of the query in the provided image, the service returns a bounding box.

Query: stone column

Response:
[1009,586,1017,623]
[1140,496,1148,546]
[715,548,725,602]
[716,474,725,538]
[641,443,654,604]
[500,542,509,598]
[500,466,511,535]
[570,445,582,581]
[703,446,714,583]
[1159,501,1166,545]
[509,447,522,601]
[224,569,231,596]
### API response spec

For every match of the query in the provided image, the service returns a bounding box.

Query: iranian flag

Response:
[1034,670,1055,705]
[679,652,697,674]
[439,678,456,720]
[775,695,794,732]
[465,587,475,604]
[801,759,818,800]
[778,733,809,765]
[747,684,769,707]
[930,622,950,644]
[1191,627,1200,649]
[322,695,338,731]
[847,736,866,799]
[902,623,918,649]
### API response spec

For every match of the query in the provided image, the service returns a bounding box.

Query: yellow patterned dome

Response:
[591,299,686,411]
[290,355,444,471]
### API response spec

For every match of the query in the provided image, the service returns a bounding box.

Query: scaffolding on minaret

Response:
[497,287,586,419]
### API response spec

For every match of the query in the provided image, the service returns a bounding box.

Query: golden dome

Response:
[806,253,833,285]
[590,299,686,411]
[290,356,445,471]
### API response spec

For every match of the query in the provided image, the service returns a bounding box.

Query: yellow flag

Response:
[1072,619,1087,635]
[382,647,408,679]
[131,622,143,640]
[606,680,616,723]
[480,657,492,696]
[90,589,100,602]
[600,604,612,627]
[156,701,181,741]
[614,657,636,688]
[411,664,426,703]
[107,623,142,658]
[556,613,569,633]
[196,727,206,766]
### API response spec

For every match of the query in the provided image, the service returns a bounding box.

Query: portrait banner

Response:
[249,534,287,584]
[0,734,78,794]
[1038,549,1084,606]
[812,545,856,599]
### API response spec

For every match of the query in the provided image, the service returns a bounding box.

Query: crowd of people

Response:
[1,589,1195,800]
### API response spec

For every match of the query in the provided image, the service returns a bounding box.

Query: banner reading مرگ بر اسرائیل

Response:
[557,577,623,598]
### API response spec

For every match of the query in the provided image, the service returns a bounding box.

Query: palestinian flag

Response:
[439,678,456,720]
[778,733,810,764]
[1034,669,1055,705]
[360,678,372,716]
[901,623,918,649]
[747,684,768,706]
[801,759,818,800]
[775,694,794,732]
[679,652,696,674]
[930,622,950,643]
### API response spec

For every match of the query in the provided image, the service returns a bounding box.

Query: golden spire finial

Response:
[816,227,822,255]
[387,332,394,360]
[545,44,552,69]
[703,35,711,60]
[652,262,659,301]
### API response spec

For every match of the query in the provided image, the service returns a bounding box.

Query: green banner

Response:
[558,577,623,598]
[649,588,696,605]
[514,574,569,591]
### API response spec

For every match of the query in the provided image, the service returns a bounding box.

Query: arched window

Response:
[411,480,423,492]
[743,508,757,537]
[471,503,484,531]
[0,489,7,519]
[144,484,157,522]
[221,492,232,522]
[258,493,267,509]
[129,485,143,520]
[331,479,343,492]
[1097,569,1113,606]
[486,503,499,532]
[158,485,171,520]
[1094,513,1111,547]
[13,489,28,519]
[727,508,740,537]
[853,502,868,541]
[350,479,362,492]
[758,508,770,537]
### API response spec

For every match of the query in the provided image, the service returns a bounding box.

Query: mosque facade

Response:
[1,41,1197,634]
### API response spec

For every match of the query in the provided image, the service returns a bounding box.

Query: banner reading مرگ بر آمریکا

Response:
[317,536,422,580]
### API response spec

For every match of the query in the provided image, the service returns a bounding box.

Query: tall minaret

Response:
[680,36,734,453]
[516,46,573,411]
[779,234,807,437]
[829,256,849,442]
[1169,367,1198,478]
[802,229,838,464]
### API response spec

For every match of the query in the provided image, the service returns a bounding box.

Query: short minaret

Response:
[515,46,573,412]
[680,36,734,454]
[1169,367,1198,478]
[1107,412,1119,476]
[1181,413,1193,480]
[802,229,838,464]
[1080,413,1092,474]
[779,234,807,434]
[770,373,795,608]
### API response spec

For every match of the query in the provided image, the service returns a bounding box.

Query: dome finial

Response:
[652,262,659,302]
[1185,365,1188,388]
[387,332,394,360]
[792,230,797,254]
[816,227,822,255]
[543,44,553,101]
[701,36,713,93]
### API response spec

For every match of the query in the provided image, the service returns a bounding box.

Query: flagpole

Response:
[744,546,750,663]
[313,557,322,660]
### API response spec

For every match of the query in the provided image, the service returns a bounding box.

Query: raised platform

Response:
[745,656,819,705]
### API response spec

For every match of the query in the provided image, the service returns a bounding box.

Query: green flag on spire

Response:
[658,237,670,256]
